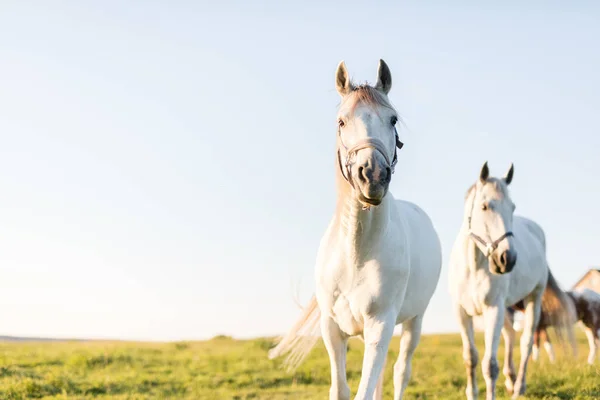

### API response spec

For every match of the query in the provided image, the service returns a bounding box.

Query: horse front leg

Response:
[501,311,516,394]
[539,329,556,363]
[584,325,598,364]
[373,351,387,400]
[354,312,395,400]
[513,295,541,398]
[321,314,351,400]
[482,304,504,400]
[393,314,423,400]
[456,305,478,400]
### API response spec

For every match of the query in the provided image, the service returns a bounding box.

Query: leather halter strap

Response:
[336,127,403,188]
[467,188,514,257]
[468,230,514,257]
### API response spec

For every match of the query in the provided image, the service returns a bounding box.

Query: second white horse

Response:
[449,162,575,400]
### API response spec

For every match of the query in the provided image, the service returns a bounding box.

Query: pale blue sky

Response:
[0,1,599,341]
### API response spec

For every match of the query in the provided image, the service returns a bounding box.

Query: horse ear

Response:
[503,163,514,185]
[375,59,392,95]
[479,161,489,183]
[335,61,353,97]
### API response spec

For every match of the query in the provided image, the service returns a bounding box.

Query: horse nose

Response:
[499,250,517,272]
[357,161,390,184]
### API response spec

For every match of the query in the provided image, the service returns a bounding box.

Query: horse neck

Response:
[333,173,391,260]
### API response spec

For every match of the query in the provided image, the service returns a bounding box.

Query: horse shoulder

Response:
[392,199,443,317]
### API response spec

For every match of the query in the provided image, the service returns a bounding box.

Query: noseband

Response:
[467,190,514,257]
[336,126,404,190]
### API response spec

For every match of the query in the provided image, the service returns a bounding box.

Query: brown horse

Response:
[509,288,600,364]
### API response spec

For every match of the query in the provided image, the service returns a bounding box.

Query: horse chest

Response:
[317,258,404,336]
[459,270,506,315]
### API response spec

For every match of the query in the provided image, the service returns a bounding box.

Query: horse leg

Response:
[482,304,504,400]
[321,314,351,400]
[456,305,478,400]
[354,312,395,400]
[567,321,578,358]
[531,330,540,362]
[373,351,387,400]
[392,314,423,400]
[595,328,600,364]
[539,329,555,363]
[584,325,597,365]
[513,295,541,398]
[501,312,516,394]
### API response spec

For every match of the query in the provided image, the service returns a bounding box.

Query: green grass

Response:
[0,332,598,399]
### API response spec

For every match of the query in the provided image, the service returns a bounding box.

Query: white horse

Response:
[269,60,442,400]
[449,162,575,400]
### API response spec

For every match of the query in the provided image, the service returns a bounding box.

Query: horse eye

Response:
[481,203,488,211]
[391,116,398,126]
[338,119,345,128]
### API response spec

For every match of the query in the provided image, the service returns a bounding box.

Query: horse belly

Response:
[397,265,440,321]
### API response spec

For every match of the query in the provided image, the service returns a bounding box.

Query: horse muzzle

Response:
[354,156,391,206]
[491,249,517,274]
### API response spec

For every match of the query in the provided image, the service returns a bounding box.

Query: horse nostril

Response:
[358,166,367,183]
[499,251,516,271]
[500,252,507,267]
[507,252,516,269]
[384,167,391,181]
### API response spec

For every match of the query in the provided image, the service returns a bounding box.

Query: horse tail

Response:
[268,294,321,371]
[541,268,578,355]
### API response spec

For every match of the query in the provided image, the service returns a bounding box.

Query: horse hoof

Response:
[505,381,514,394]
[465,387,478,400]
[511,383,525,398]
[329,385,350,400]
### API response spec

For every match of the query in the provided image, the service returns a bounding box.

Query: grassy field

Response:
[0,332,598,399]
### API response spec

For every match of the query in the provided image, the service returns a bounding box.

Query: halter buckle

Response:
[485,243,493,257]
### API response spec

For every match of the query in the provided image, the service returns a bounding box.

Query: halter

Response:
[336,126,403,191]
[467,188,514,257]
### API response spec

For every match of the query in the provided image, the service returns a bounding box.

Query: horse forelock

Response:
[340,84,395,116]
[465,178,510,201]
